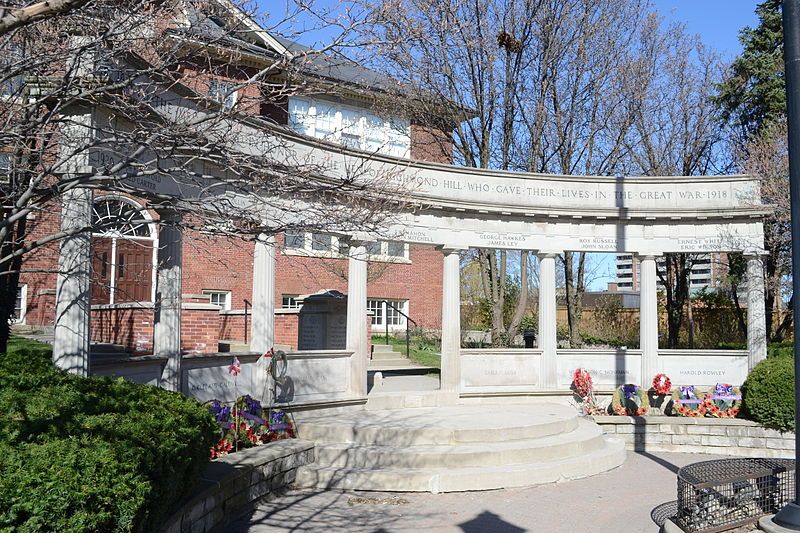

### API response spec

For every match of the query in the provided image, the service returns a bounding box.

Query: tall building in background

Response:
[614,254,725,292]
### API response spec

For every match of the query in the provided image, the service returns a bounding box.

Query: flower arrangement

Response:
[611,384,649,416]
[651,373,672,396]
[671,385,707,417]
[702,383,741,418]
[570,368,605,415]
[207,395,295,459]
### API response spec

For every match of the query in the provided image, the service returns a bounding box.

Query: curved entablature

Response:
[105,86,769,254]
[264,128,768,223]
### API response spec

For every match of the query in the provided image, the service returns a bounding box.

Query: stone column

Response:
[638,254,659,386]
[250,234,276,354]
[439,246,463,393]
[251,234,276,402]
[537,252,558,390]
[154,209,183,391]
[53,186,93,376]
[746,254,767,368]
[346,241,368,398]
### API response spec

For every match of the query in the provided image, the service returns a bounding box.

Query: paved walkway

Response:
[229,451,727,533]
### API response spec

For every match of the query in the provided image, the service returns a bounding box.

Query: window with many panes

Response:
[282,295,301,309]
[13,284,26,323]
[287,97,410,158]
[367,299,408,328]
[203,290,231,310]
[283,231,346,256]
[208,79,238,110]
[364,240,409,260]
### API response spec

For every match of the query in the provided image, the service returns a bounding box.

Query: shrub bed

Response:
[741,355,794,432]
[0,339,217,532]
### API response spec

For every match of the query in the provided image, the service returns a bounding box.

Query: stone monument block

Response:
[297,290,348,351]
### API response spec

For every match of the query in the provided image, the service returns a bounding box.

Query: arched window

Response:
[90,198,155,304]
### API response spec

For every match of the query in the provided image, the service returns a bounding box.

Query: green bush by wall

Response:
[741,355,795,432]
[0,340,217,532]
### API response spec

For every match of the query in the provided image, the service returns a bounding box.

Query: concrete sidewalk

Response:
[229,451,731,533]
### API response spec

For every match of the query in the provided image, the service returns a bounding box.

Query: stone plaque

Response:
[461,353,539,389]
[659,355,748,387]
[182,360,258,403]
[557,353,642,388]
[297,290,348,351]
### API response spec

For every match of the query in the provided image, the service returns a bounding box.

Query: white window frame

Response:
[282,231,347,258]
[365,240,411,263]
[281,295,301,309]
[91,196,157,304]
[208,79,239,110]
[13,283,27,324]
[367,299,409,330]
[203,290,231,310]
[287,96,411,158]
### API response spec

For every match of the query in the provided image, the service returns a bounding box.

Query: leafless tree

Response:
[0,0,409,351]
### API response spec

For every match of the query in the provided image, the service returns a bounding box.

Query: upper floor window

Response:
[1,43,24,98]
[284,231,346,256]
[365,240,409,260]
[208,79,238,110]
[288,97,410,158]
[0,153,10,183]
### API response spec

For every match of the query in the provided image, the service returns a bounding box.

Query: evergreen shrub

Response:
[0,341,217,532]
[741,355,795,432]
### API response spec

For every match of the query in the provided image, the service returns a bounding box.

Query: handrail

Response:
[243,299,250,344]
[383,300,418,359]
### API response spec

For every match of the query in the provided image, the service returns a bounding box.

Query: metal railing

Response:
[243,299,250,344]
[382,301,417,359]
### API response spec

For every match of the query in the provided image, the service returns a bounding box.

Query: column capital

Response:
[743,249,768,260]
[536,250,562,258]
[634,252,662,260]
[437,245,468,255]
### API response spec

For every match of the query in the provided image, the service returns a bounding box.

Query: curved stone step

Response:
[297,404,579,446]
[295,436,625,492]
[314,418,606,469]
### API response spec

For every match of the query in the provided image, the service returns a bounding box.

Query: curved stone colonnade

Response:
[52,97,770,402]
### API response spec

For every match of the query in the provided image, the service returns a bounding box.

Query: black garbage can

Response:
[523,329,536,348]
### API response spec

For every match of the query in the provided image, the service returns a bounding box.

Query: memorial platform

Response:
[294,403,625,493]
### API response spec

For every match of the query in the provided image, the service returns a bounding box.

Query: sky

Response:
[587,1,762,291]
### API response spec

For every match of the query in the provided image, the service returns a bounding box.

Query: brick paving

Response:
[229,451,731,533]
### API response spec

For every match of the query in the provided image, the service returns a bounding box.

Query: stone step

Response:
[368,359,417,369]
[365,391,457,410]
[295,436,625,492]
[313,419,606,469]
[297,404,579,446]
[371,344,397,353]
[371,351,406,361]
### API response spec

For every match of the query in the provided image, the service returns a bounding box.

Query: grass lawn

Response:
[373,336,441,369]
[4,335,52,356]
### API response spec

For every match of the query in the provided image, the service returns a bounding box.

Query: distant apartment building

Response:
[614,253,726,292]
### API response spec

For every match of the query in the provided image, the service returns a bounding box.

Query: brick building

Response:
[13,6,450,354]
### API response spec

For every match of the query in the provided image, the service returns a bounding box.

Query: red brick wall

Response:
[411,123,453,164]
[275,238,443,330]
[90,306,154,354]
[18,206,60,326]
[181,230,255,313]
[180,306,220,354]
[275,312,299,350]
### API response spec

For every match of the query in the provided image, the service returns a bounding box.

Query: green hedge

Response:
[0,339,218,532]
[741,355,795,432]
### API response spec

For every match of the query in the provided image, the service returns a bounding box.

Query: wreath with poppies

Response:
[702,383,741,418]
[611,384,649,416]
[571,368,604,415]
[206,395,296,459]
[670,385,706,417]
[651,373,672,396]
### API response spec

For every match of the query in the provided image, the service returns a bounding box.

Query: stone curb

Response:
[592,416,794,458]
[160,439,315,533]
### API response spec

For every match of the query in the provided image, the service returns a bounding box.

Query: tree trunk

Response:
[506,252,529,343]
[0,215,26,354]
[563,251,583,348]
